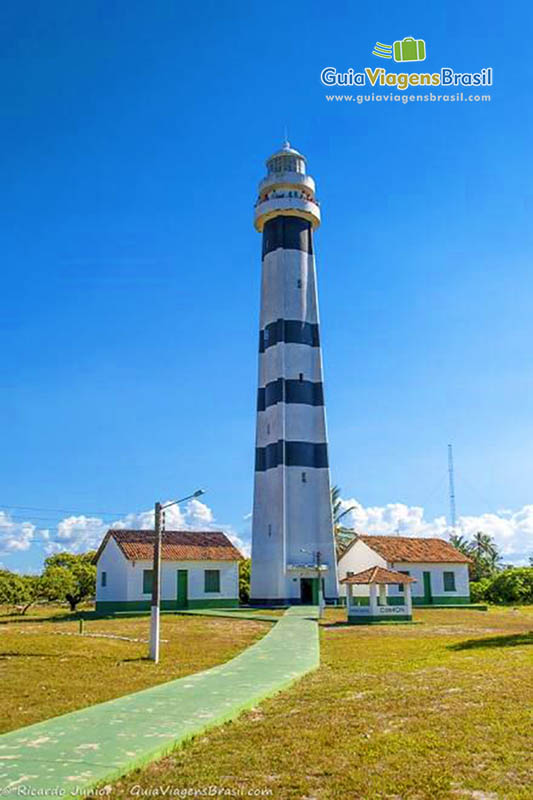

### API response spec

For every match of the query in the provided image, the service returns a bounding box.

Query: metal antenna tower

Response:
[448,443,457,533]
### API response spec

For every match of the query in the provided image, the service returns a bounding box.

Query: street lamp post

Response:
[149,489,205,663]
[315,549,324,618]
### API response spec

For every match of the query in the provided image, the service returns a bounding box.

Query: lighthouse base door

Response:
[300,577,319,605]
[177,569,188,609]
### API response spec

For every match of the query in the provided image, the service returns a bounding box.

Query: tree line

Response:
[2,505,532,611]
[0,552,96,614]
[450,532,533,603]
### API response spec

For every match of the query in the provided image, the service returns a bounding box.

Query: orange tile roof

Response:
[356,535,471,564]
[94,530,243,564]
[340,566,417,585]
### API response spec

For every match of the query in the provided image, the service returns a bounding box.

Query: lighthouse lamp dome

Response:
[255,140,321,232]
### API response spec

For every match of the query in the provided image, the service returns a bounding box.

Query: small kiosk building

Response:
[340,566,417,624]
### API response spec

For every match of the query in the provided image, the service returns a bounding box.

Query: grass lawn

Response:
[0,606,269,734]
[108,605,533,800]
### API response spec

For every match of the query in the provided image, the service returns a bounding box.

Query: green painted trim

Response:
[95,598,238,614]
[177,569,188,608]
[351,596,473,608]
[387,596,405,606]
[204,569,221,593]
[423,571,433,604]
[95,601,150,614]
[187,599,239,609]
[415,603,487,610]
[413,595,471,606]
[142,569,153,595]
[348,596,411,607]
[347,614,412,625]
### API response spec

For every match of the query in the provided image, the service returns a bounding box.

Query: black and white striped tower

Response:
[250,141,338,605]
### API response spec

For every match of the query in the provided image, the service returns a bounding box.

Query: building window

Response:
[302,471,307,483]
[143,569,153,595]
[398,570,410,592]
[297,278,302,288]
[205,569,220,593]
[101,571,107,588]
[299,372,303,381]
[268,523,272,537]
[443,571,456,592]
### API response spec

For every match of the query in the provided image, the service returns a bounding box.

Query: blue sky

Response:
[1,0,533,571]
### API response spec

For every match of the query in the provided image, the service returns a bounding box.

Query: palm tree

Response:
[449,533,471,558]
[472,531,499,560]
[331,485,357,556]
[470,531,501,580]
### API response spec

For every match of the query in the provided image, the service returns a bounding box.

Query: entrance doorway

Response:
[300,577,318,605]
[177,569,188,609]
[423,571,433,604]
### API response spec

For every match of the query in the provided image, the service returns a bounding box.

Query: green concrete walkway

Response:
[0,606,319,797]
[175,608,284,623]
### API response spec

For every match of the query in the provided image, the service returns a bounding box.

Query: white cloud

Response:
[0,512,44,554]
[338,498,533,565]
[184,499,214,526]
[42,498,250,557]
[3,496,531,566]
[47,515,108,555]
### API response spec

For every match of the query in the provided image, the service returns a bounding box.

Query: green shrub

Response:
[469,578,491,603]
[42,552,96,611]
[239,558,250,604]
[0,570,31,607]
[484,567,533,604]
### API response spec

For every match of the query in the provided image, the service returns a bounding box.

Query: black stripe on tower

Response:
[255,440,329,471]
[257,379,324,411]
[262,216,313,258]
[259,319,320,353]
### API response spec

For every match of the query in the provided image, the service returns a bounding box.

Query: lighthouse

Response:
[250,141,338,605]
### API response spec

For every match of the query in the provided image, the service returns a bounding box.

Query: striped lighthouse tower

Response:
[250,141,338,605]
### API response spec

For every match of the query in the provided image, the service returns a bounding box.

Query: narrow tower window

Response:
[302,472,307,483]
[268,524,272,537]
[297,278,302,288]
[299,372,303,382]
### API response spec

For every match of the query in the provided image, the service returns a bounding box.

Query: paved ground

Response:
[176,608,284,622]
[0,606,319,797]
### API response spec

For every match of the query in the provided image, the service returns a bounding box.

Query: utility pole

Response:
[149,501,162,663]
[448,443,457,535]
[316,549,324,619]
[149,489,205,663]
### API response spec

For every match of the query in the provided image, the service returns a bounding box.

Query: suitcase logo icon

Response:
[393,37,426,62]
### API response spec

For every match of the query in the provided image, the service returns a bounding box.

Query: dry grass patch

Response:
[108,606,533,800]
[0,607,268,733]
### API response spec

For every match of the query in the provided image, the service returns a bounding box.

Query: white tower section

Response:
[250,141,338,605]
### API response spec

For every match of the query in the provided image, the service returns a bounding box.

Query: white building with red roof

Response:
[337,535,472,608]
[93,529,243,614]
